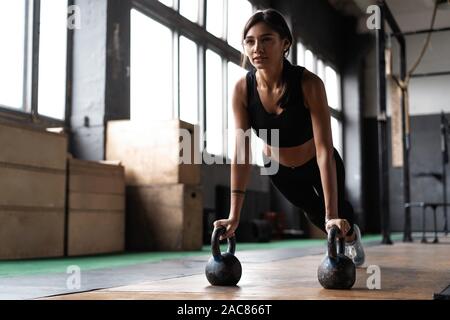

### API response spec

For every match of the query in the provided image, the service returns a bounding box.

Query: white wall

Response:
[363,11,450,118]
[391,30,450,116]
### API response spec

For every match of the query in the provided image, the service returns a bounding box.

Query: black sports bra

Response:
[246,61,314,148]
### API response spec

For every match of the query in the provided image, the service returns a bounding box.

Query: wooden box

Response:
[106,119,201,186]
[126,184,203,251]
[0,122,67,259]
[67,158,125,256]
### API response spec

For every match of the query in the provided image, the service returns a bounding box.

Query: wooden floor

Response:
[46,236,450,300]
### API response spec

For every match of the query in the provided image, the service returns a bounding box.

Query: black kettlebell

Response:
[205,226,242,286]
[317,225,356,289]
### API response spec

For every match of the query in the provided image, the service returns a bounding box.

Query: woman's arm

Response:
[214,76,252,239]
[302,71,340,226]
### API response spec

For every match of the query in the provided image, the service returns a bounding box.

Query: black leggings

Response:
[263,147,355,235]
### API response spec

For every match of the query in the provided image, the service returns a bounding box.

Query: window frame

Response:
[0,0,72,129]
[296,40,344,153]
[134,0,248,159]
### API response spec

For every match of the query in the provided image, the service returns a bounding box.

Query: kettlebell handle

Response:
[327,225,345,259]
[211,226,236,260]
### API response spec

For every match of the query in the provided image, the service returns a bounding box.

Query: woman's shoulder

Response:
[234,74,248,95]
[300,68,326,109]
[300,68,325,91]
[232,75,250,108]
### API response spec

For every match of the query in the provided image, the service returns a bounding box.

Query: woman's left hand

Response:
[325,218,350,236]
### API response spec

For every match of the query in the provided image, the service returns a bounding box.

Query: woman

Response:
[214,9,364,266]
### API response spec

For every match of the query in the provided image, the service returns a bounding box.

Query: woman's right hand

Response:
[213,217,239,240]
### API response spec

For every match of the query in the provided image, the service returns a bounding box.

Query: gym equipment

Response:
[317,225,356,290]
[404,112,450,242]
[205,226,242,286]
[405,202,450,243]
[378,1,449,243]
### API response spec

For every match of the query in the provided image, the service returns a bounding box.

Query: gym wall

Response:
[362,8,450,233]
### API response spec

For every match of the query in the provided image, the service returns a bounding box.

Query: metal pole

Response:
[441,112,448,235]
[390,26,450,37]
[400,38,412,242]
[376,2,392,244]
[382,0,409,243]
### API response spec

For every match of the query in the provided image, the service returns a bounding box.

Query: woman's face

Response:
[243,22,290,69]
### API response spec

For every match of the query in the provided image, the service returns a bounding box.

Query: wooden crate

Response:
[126,184,203,251]
[0,209,65,259]
[0,122,67,170]
[106,119,201,186]
[67,158,125,256]
[0,122,67,259]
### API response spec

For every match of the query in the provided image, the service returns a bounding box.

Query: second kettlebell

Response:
[317,225,356,289]
[205,226,242,286]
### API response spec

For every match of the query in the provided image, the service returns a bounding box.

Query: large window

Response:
[158,0,173,8]
[130,9,173,122]
[304,49,316,73]
[205,49,223,156]
[297,42,305,67]
[0,0,26,110]
[179,0,199,23]
[132,0,254,162]
[0,0,68,123]
[38,0,68,120]
[180,36,199,125]
[206,0,225,39]
[325,65,341,111]
[297,41,343,156]
[227,62,246,159]
[227,0,252,52]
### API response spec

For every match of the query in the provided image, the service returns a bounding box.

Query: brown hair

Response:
[241,9,293,68]
[241,9,294,109]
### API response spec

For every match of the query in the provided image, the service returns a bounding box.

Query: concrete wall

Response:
[70,0,130,161]
[70,0,108,161]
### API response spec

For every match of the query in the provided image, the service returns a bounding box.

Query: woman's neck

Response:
[256,59,284,91]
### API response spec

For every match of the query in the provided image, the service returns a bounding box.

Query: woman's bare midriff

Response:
[263,137,316,168]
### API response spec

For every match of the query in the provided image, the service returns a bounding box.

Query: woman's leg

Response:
[267,148,356,237]
[266,149,365,265]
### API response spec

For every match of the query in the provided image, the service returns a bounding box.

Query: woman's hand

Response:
[325,218,351,236]
[213,217,239,240]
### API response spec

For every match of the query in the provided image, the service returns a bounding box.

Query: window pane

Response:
[131,9,173,121]
[317,59,325,83]
[38,0,68,120]
[180,0,199,23]
[227,0,252,52]
[180,36,198,125]
[206,50,223,156]
[227,62,246,159]
[297,42,305,66]
[206,0,224,38]
[305,49,315,72]
[325,65,340,110]
[0,0,26,109]
[158,0,173,8]
[331,117,343,159]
